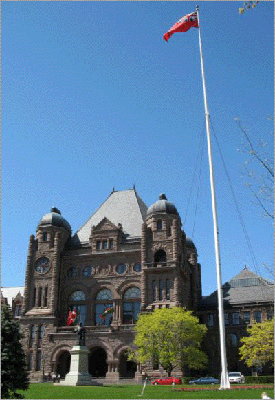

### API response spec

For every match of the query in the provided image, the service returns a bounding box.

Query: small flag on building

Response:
[67,309,77,326]
[100,307,114,319]
[163,11,199,42]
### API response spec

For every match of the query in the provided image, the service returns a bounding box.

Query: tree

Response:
[131,307,207,376]
[239,319,274,369]
[1,305,29,399]
[235,118,274,220]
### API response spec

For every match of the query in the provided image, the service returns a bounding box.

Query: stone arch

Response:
[152,242,167,253]
[116,279,141,297]
[116,346,137,378]
[154,249,167,264]
[51,344,72,364]
[91,284,119,300]
[60,282,89,302]
[56,351,71,378]
[88,346,108,378]
[51,345,72,378]
[88,339,113,360]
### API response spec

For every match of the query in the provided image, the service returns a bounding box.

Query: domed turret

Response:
[146,193,178,217]
[38,207,71,232]
[186,237,196,250]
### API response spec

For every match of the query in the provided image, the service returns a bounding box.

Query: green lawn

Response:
[17,383,274,399]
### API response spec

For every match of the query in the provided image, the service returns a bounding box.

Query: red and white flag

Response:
[163,11,198,42]
[67,309,77,326]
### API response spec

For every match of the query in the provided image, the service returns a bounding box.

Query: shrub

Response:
[245,375,274,384]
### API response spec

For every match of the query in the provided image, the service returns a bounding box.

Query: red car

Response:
[151,377,182,385]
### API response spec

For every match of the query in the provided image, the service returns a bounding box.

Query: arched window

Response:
[67,267,78,278]
[69,290,87,325]
[157,220,162,230]
[228,333,238,347]
[154,249,166,265]
[123,287,141,324]
[94,289,113,326]
[133,262,141,272]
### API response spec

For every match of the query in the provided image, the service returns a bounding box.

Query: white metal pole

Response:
[196,5,230,390]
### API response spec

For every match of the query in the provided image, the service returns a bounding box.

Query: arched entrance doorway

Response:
[119,350,137,378]
[89,347,108,377]
[56,350,71,378]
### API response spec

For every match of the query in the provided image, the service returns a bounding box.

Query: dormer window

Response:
[157,220,162,231]
[95,239,114,251]
[43,232,47,242]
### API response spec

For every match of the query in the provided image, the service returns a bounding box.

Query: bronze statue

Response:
[74,323,86,346]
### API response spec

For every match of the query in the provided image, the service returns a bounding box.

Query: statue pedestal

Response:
[57,345,98,386]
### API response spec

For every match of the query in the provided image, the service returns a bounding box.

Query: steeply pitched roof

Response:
[200,267,274,309]
[70,189,148,246]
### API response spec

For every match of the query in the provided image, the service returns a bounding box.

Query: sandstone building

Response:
[20,189,202,382]
[18,188,274,382]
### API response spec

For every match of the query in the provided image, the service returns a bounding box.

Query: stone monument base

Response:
[56,345,100,386]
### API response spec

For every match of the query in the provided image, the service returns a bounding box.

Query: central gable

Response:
[92,217,120,233]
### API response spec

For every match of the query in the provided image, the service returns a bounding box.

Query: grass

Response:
[17,383,274,399]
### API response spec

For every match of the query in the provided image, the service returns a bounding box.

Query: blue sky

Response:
[2,1,274,295]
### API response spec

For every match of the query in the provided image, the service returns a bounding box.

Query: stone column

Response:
[22,235,35,314]
[106,360,119,382]
[135,362,143,383]
[116,299,123,324]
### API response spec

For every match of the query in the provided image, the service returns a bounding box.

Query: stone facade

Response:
[20,189,202,382]
[18,188,274,382]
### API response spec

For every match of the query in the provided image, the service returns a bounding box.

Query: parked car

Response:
[151,377,182,385]
[189,377,219,385]
[228,372,245,383]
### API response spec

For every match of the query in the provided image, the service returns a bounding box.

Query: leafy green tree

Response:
[239,318,274,368]
[132,307,207,376]
[1,305,29,399]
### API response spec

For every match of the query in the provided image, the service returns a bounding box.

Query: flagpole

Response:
[196,5,230,390]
